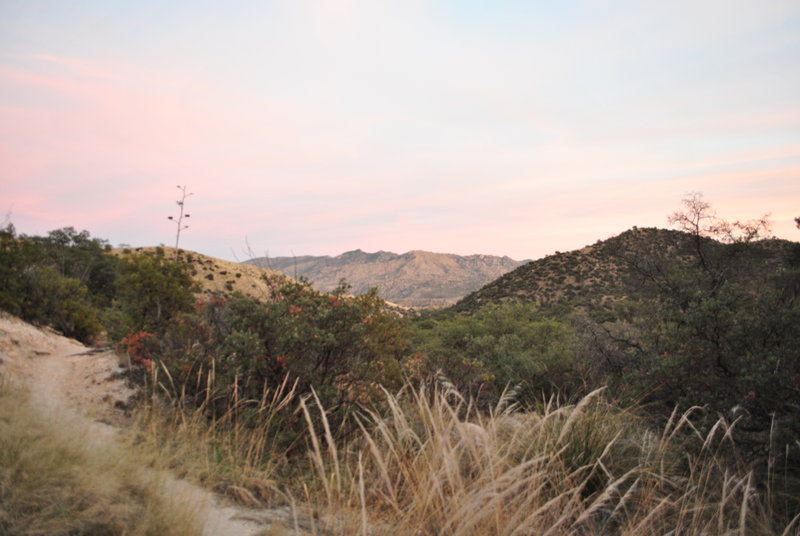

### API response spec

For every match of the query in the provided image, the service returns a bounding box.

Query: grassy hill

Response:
[454,227,797,314]
[113,246,291,300]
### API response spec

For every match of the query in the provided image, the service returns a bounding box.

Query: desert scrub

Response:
[131,282,408,432]
[127,376,301,506]
[0,383,202,536]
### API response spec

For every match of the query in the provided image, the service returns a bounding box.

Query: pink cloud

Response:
[2,49,797,261]
[0,54,384,245]
[0,55,302,177]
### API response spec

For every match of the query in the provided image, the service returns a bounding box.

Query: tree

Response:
[0,225,107,342]
[602,195,799,471]
[666,192,770,295]
[0,223,38,315]
[28,227,119,306]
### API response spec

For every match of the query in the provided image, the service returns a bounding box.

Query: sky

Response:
[1,1,799,262]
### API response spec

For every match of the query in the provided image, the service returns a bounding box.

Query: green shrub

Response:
[19,265,104,342]
[122,281,408,438]
[411,302,580,404]
[111,251,197,339]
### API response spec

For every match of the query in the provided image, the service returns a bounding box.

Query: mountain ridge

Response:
[245,249,527,308]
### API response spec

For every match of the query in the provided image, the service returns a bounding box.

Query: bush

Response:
[411,302,580,404]
[121,280,409,435]
[20,265,104,343]
[111,251,197,339]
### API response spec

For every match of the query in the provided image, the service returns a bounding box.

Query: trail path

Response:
[0,313,307,536]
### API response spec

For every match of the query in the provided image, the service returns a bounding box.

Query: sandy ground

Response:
[0,312,309,536]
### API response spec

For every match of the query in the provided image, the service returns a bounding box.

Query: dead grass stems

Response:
[132,369,800,535]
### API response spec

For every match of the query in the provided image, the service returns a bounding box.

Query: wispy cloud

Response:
[1,2,798,259]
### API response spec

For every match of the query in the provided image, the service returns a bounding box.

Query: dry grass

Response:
[124,375,800,536]
[0,381,203,536]
[299,386,799,535]
[126,374,301,507]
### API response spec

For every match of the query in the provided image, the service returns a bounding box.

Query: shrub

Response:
[112,251,197,339]
[20,265,104,343]
[132,281,408,436]
[411,302,580,404]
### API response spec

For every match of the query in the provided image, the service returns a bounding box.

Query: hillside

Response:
[245,249,526,308]
[113,246,292,300]
[454,227,797,313]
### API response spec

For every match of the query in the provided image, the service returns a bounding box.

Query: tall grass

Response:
[130,368,800,535]
[0,381,203,536]
[299,385,799,535]
[128,372,301,506]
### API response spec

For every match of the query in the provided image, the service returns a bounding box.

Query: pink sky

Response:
[1,1,798,261]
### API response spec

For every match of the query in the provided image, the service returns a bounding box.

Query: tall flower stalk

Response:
[167,185,193,252]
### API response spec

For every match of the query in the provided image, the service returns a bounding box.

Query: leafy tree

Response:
[28,227,119,306]
[598,195,800,470]
[0,223,40,315]
[0,224,105,342]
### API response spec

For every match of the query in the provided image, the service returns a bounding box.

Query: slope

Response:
[454,227,797,314]
[114,246,292,300]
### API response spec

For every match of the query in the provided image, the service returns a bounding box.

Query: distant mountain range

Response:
[245,250,527,308]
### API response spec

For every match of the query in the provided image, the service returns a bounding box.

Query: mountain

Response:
[245,250,527,308]
[454,227,797,313]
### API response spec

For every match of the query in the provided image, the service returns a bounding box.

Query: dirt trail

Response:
[0,312,306,536]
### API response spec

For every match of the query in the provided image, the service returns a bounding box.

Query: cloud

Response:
[1,2,798,260]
